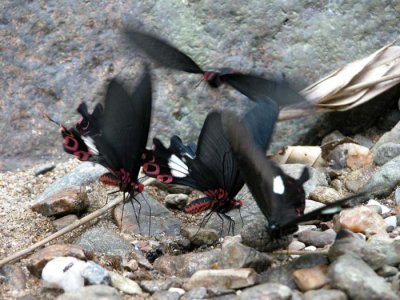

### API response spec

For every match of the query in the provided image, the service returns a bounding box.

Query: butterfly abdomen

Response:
[184,196,216,214]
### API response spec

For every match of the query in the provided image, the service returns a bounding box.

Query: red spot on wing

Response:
[143,163,160,175]
[157,174,173,184]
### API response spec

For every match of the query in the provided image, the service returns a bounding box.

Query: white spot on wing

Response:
[169,154,189,178]
[82,136,99,155]
[273,176,285,195]
[321,206,341,215]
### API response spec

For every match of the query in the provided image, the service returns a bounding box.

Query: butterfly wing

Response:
[124,29,203,74]
[224,74,306,107]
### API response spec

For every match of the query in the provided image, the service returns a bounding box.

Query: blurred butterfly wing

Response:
[124,29,203,74]
[169,135,196,159]
[280,190,371,229]
[92,69,152,176]
[225,74,306,107]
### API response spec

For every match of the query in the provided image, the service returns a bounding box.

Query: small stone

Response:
[326,143,373,170]
[337,206,388,237]
[297,229,336,247]
[34,163,55,176]
[185,268,257,290]
[185,287,208,299]
[329,254,398,300]
[152,290,181,300]
[344,167,375,193]
[125,269,153,281]
[366,205,382,215]
[304,246,317,251]
[27,244,86,277]
[303,289,347,300]
[128,250,153,270]
[373,142,400,165]
[304,200,325,214]
[367,199,391,214]
[57,285,122,300]
[309,186,341,204]
[168,287,185,296]
[181,226,219,246]
[321,130,345,145]
[288,240,306,251]
[292,265,329,291]
[385,216,397,228]
[32,186,88,217]
[238,283,292,300]
[153,249,220,277]
[165,194,188,210]
[123,259,139,272]
[378,265,398,277]
[109,271,143,295]
[328,229,367,260]
[395,187,400,205]
[42,257,86,292]
[353,134,374,149]
[0,265,27,291]
[139,278,183,293]
[81,261,111,285]
[53,214,78,230]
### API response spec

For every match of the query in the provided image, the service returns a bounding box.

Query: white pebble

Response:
[42,256,86,292]
[168,287,185,295]
[384,215,397,228]
[367,200,391,214]
[304,245,317,251]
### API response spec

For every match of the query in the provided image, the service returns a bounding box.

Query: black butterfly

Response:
[123,29,305,106]
[143,98,279,233]
[222,111,372,240]
[49,67,153,224]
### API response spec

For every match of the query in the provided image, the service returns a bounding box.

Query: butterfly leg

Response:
[140,192,152,236]
[105,189,120,205]
[222,213,235,236]
[130,195,142,234]
[192,209,215,240]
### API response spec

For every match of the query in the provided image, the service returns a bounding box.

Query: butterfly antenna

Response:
[43,112,62,127]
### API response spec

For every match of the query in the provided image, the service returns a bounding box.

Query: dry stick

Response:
[0,178,154,267]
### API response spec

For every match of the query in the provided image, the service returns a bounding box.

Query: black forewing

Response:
[169,135,196,159]
[124,29,203,74]
[225,74,306,107]
[91,69,152,177]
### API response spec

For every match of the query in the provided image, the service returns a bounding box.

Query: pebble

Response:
[304,245,317,251]
[53,214,78,230]
[309,186,341,204]
[127,249,153,270]
[0,265,27,291]
[185,268,257,290]
[153,249,221,277]
[185,287,208,299]
[57,285,122,300]
[34,163,55,176]
[367,199,391,214]
[109,271,143,295]
[326,143,373,170]
[378,265,398,277]
[303,289,348,300]
[31,186,88,217]
[238,283,292,300]
[321,130,345,144]
[297,229,336,247]
[165,194,188,210]
[385,216,398,228]
[328,254,398,300]
[395,187,400,205]
[122,259,139,272]
[139,278,183,293]
[337,206,389,237]
[288,240,306,251]
[152,290,181,300]
[373,142,400,165]
[125,269,153,281]
[42,257,86,292]
[219,238,273,272]
[292,265,329,291]
[113,192,181,236]
[344,166,375,193]
[181,226,219,246]
[168,287,185,296]
[353,134,374,149]
[27,244,87,277]
[304,200,325,214]
[80,261,111,285]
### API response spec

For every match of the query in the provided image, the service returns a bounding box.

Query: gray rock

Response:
[56,285,122,300]
[378,265,398,278]
[113,192,181,236]
[185,287,208,299]
[328,229,367,261]
[385,216,397,228]
[303,289,347,300]
[0,265,27,291]
[353,134,374,149]
[53,214,79,230]
[344,166,376,193]
[297,229,336,247]
[238,283,292,300]
[281,164,329,196]
[34,163,55,176]
[240,221,291,252]
[219,239,273,272]
[395,188,400,205]
[361,239,400,271]
[309,186,341,204]
[373,120,400,152]
[364,155,400,197]
[181,227,219,247]
[288,240,306,251]
[153,249,221,277]
[139,278,183,294]
[373,142,400,165]
[36,163,107,202]
[321,130,345,145]
[75,227,134,257]
[165,193,188,210]
[328,254,398,300]
[108,271,143,295]
[81,261,111,286]
[152,291,181,300]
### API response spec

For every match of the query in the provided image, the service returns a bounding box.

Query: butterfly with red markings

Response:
[222,111,372,240]
[123,29,306,106]
[48,67,153,228]
[143,98,279,234]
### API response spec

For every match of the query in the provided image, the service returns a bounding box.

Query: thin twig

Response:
[0,178,153,267]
